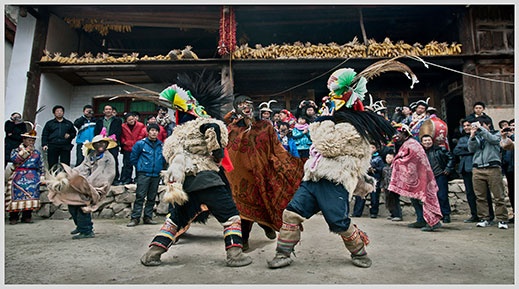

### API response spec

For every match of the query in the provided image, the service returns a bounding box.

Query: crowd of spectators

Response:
[5,99,514,229]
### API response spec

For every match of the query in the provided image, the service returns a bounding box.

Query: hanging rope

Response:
[404,55,514,85]
[264,55,513,97]
[264,58,352,97]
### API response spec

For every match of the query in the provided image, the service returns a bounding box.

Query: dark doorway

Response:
[445,94,466,148]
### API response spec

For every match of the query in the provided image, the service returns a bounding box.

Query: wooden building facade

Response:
[5,5,514,143]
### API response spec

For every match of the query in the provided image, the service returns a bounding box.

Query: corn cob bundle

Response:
[64,17,132,36]
[39,46,199,64]
[232,37,461,59]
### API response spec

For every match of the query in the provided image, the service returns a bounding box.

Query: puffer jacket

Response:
[292,126,312,150]
[121,121,147,152]
[130,137,165,177]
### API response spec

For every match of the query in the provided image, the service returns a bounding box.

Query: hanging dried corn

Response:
[218,6,236,56]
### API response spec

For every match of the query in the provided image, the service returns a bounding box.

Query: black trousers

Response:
[47,144,72,169]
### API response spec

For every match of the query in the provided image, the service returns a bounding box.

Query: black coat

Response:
[94,116,123,144]
[41,118,77,147]
[5,120,27,151]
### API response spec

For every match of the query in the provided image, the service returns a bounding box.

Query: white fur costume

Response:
[303,120,375,201]
[161,117,229,205]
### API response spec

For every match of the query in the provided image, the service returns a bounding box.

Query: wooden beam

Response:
[24,8,49,123]
[358,7,368,46]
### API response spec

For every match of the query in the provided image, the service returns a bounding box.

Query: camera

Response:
[502,127,512,132]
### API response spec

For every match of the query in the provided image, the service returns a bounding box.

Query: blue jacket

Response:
[292,127,312,150]
[74,115,96,144]
[130,137,165,177]
[277,134,300,158]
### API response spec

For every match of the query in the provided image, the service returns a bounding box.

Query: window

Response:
[93,98,158,122]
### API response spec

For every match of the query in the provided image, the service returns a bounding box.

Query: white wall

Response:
[65,82,165,166]
[34,73,74,151]
[486,107,515,128]
[4,13,36,118]
[4,41,13,83]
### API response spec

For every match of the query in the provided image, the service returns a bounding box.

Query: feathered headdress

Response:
[322,56,421,146]
[101,71,229,124]
[326,56,419,113]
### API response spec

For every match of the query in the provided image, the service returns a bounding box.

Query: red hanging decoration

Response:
[218,6,236,56]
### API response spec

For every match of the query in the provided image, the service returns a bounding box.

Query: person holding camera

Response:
[5,112,27,167]
[73,105,96,166]
[295,99,318,123]
[156,106,175,136]
[468,116,509,229]
[453,118,495,223]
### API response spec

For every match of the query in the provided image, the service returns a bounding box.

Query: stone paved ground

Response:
[3,212,515,286]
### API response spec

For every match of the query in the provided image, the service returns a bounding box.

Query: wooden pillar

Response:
[221,64,234,117]
[462,60,477,116]
[22,7,49,123]
[458,7,477,116]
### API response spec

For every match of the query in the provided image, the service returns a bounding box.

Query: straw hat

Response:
[83,134,118,150]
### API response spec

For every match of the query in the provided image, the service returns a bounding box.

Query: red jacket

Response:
[141,124,168,143]
[121,121,147,152]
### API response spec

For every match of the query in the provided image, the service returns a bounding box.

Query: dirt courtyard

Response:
[3,212,515,286]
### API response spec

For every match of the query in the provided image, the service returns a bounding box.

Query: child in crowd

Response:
[381,151,402,221]
[277,121,299,158]
[292,116,312,162]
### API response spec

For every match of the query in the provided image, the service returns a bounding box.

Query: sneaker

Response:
[370,214,377,219]
[421,222,442,232]
[476,220,490,227]
[498,221,508,229]
[442,215,451,223]
[407,221,427,228]
[70,228,80,235]
[391,217,403,222]
[463,216,478,223]
[127,219,139,227]
[72,232,95,239]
